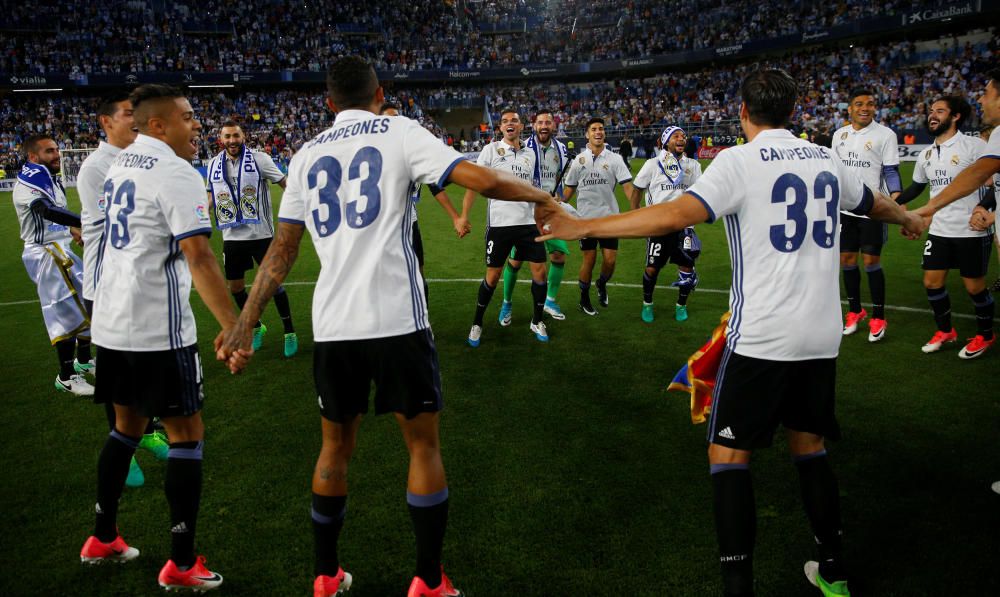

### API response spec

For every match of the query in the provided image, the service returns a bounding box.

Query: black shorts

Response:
[839,214,887,256]
[94,344,204,418]
[922,234,992,278]
[707,350,840,450]
[579,237,619,251]
[223,238,271,280]
[314,328,443,423]
[646,229,700,269]
[411,221,425,268]
[485,225,545,268]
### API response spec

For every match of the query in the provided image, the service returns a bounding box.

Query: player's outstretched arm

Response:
[449,160,553,204]
[218,221,305,372]
[915,157,1000,217]
[537,193,709,242]
[434,189,469,237]
[180,233,239,345]
[867,192,925,238]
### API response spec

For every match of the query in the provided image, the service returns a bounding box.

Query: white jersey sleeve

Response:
[831,154,870,214]
[881,129,900,168]
[159,167,214,239]
[253,151,286,183]
[277,156,308,224]
[613,153,633,184]
[77,143,120,300]
[563,157,582,188]
[685,149,746,221]
[911,152,929,184]
[403,121,465,187]
[984,126,1000,159]
[633,159,656,190]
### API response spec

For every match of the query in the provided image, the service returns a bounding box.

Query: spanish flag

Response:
[668,312,730,424]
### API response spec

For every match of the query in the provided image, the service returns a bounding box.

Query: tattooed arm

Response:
[217,221,305,372]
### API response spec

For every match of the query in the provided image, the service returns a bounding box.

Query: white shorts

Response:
[22,241,90,343]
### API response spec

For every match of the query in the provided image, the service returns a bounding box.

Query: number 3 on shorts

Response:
[487,240,494,254]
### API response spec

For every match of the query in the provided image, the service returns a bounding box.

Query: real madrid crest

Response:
[864,141,873,151]
[924,149,932,160]
[497,147,505,156]
[578,156,585,164]
[950,154,959,165]
[840,132,848,140]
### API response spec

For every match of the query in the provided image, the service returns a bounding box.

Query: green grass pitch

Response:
[0,159,998,596]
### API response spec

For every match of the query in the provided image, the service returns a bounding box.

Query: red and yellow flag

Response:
[667,312,730,424]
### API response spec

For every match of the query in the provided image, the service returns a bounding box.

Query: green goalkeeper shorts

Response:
[510,238,569,261]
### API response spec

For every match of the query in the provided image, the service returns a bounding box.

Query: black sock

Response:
[842,265,861,313]
[531,280,546,324]
[866,264,885,319]
[642,271,658,304]
[56,339,76,380]
[678,285,693,306]
[926,287,952,332]
[579,280,592,307]
[313,493,347,576]
[597,273,611,288]
[165,441,203,568]
[233,289,262,328]
[711,464,755,597]
[795,451,846,582]
[408,488,449,589]
[94,430,139,542]
[232,289,249,310]
[77,337,92,364]
[473,280,496,327]
[970,289,995,340]
[273,287,295,334]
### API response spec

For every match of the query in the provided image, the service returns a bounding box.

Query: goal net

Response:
[60,148,98,188]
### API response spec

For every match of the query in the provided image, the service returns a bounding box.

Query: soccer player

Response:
[12,134,94,396]
[77,92,167,488]
[832,88,903,341]
[562,117,635,315]
[380,102,470,300]
[78,84,238,592]
[216,57,553,597]
[499,109,571,322]
[630,125,703,323]
[537,69,923,597]
[206,120,296,356]
[457,108,550,345]
[895,96,993,358]
[972,123,1000,292]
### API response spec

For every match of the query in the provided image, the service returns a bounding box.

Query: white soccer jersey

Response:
[91,134,213,351]
[77,141,122,301]
[564,146,632,218]
[207,149,285,241]
[535,141,563,194]
[278,109,464,341]
[476,139,536,227]
[686,130,870,361]
[633,152,702,206]
[912,133,988,239]
[832,121,899,218]
[12,167,73,246]
[984,126,1000,190]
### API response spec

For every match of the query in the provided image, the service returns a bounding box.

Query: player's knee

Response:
[787,431,825,456]
[707,442,751,466]
[861,254,880,268]
[549,252,566,264]
[839,253,856,267]
[160,413,205,442]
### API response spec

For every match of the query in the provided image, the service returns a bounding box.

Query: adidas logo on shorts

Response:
[718,427,736,440]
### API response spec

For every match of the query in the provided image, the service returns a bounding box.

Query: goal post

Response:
[59,148,98,188]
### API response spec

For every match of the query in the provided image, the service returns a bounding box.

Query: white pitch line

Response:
[0,278,978,320]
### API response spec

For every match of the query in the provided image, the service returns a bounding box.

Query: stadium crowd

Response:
[1,30,996,176]
[1,0,954,75]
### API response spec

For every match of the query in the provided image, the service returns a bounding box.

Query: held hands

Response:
[453,215,472,238]
[899,211,926,240]
[215,319,255,374]
[71,227,83,246]
[534,198,585,242]
[969,206,995,231]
